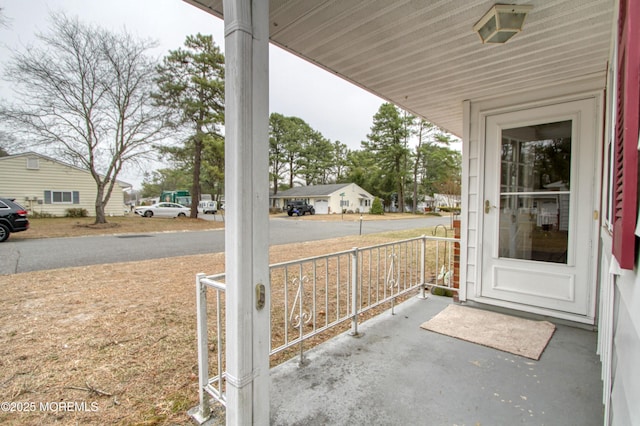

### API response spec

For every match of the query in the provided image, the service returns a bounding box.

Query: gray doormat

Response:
[420,304,556,360]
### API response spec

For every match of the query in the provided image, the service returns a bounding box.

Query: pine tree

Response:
[154,34,225,217]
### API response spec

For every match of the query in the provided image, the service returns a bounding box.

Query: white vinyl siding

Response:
[599,239,640,426]
[0,154,128,217]
[326,184,373,214]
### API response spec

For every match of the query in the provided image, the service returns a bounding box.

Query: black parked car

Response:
[286,200,315,216]
[0,197,30,242]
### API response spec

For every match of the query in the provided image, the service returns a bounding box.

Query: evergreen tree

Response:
[284,117,313,187]
[154,34,225,217]
[362,103,412,212]
[370,197,384,215]
[298,131,334,185]
[410,120,452,212]
[331,141,349,182]
[140,168,191,199]
[419,142,461,198]
[269,113,291,197]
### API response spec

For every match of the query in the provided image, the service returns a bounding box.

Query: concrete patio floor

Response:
[270,295,604,426]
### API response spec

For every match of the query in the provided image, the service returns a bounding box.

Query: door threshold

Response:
[464,297,596,328]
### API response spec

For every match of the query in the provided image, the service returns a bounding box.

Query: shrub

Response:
[370,197,384,215]
[30,211,55,218]
[438,206,461,214]
[431,287,455,297]
[65,208,88,218]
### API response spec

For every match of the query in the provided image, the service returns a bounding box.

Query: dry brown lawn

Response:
[10,214,225,240]
[9,211,428,240]
[0,212,443,425]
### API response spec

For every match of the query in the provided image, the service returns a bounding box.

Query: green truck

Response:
[160,190,192,207]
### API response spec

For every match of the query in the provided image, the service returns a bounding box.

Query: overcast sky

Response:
[0,0,385,187]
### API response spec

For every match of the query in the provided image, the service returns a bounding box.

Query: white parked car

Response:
[134,202,190,218]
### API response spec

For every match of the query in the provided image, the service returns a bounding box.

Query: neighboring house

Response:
[187,1,639,424]
[272,183,374,214]
[415,196,436,212]
[0,152,131,217]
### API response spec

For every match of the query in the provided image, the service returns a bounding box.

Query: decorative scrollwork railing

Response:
[192,234,459,422]
[289,276,312,329]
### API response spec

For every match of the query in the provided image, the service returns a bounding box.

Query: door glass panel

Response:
[498,120,572,264]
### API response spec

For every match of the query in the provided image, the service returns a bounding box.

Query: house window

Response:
[53,191,72,203]
[44,190,80,204]
[340,200,349,207]
[26,158,39,170]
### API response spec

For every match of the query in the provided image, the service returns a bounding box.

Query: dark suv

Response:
[286,200,315,216]
[0,197,30,242]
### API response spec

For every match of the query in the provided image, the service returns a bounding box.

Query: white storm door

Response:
[481,99,597,316]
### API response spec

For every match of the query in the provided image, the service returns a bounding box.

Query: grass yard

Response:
[0,214,445,425]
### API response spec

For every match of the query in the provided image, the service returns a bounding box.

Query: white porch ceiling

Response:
[184,0,614,137]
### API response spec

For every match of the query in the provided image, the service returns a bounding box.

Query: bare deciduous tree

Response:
[0,7,8,28]
[0,13,167,223]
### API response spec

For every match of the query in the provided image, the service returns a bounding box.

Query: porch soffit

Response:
[184,0,613,137]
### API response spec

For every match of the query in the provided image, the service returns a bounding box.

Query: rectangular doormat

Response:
[420,304,556,360]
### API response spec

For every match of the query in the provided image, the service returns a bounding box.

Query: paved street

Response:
[0,216,451,274]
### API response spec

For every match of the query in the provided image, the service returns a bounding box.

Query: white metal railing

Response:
[191,234,459,422]
[191,273,227,423]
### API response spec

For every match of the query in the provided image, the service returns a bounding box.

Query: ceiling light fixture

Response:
[473,4,533,44]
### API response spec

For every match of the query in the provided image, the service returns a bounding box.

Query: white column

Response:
[223,0,270,424]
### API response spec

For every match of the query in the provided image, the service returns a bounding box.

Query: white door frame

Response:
[474,93,603,324]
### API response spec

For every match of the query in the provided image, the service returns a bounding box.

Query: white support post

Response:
[223,0,270,424]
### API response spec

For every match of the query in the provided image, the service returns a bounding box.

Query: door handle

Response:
[484,200,496,214]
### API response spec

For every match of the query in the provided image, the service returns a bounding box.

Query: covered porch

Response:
[271,294,602,425]
[183,0,637,424]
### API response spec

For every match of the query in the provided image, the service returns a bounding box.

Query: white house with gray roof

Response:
[272,183,374,214]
